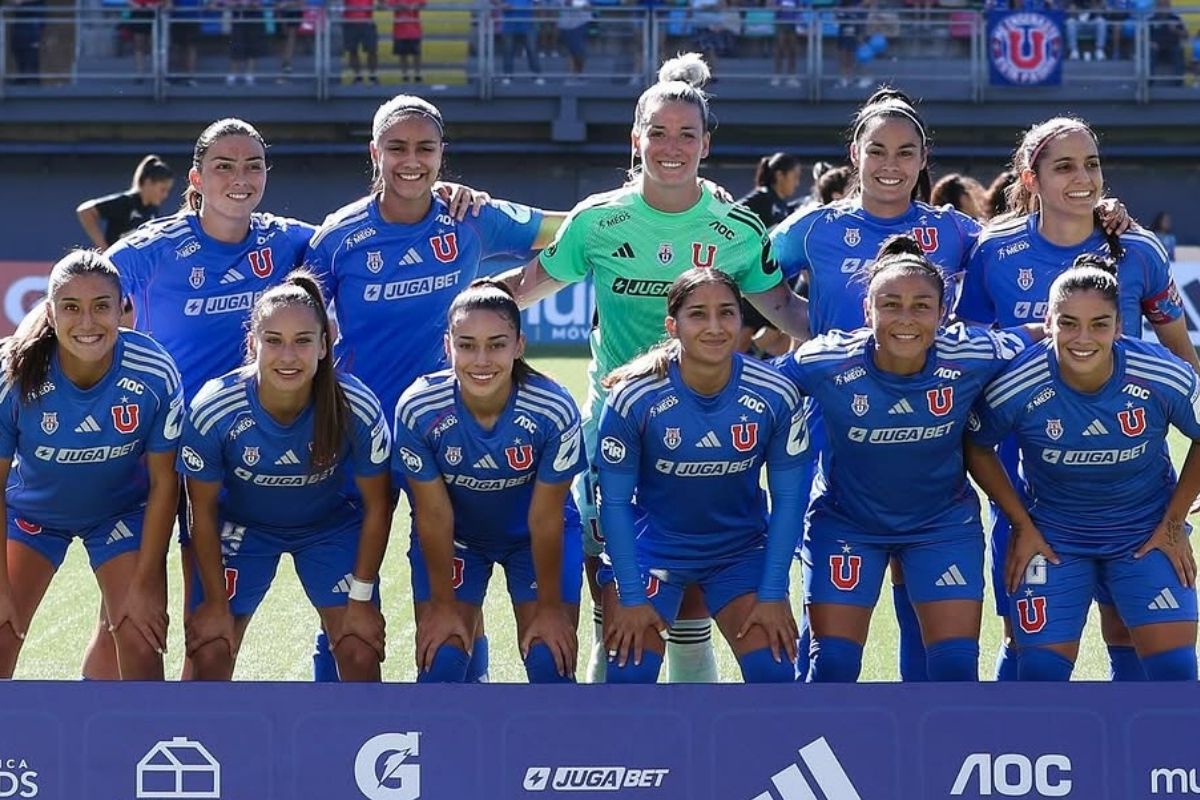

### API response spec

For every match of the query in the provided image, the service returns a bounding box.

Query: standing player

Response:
[515,53,810,683]
[180,273,392,681]
[394,280,584,682]
[0,251,183,680]
[76,155,174,249]
[955,116,1196,681]
[967,261,1198,680]
[106,118,315,680]
[597,269,808,683]
[775,237,1036,682]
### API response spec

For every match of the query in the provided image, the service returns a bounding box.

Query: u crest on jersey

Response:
[1117,406,1147,437]
[111,404,140,434]
[663,427,681,450]
[730,422,758,452]
[926,387,954,417]
[189,266,206,289]
[40,412,58,435]
[851,394,870,417]
[1016,595,1047,634]
[830,553,862,591]
[1045,419,1063,440]
[912,226,939,253]
[691,243,716,269]
[1017,268,1034,291]
[505,443,534,470]
[430,233,458,263]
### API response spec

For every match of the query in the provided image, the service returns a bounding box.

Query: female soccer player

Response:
[76,154,174,248]
[775,236,1037,682]
[180,272,392,681]
[737,152,802,230]
[955,116,1196,681]
[967,260,1199,681]
[515,53,810,684]
[597,268,808,683]
[394,280,585,682]
[0,251,183,680]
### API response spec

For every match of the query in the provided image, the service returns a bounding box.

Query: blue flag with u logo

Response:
[987,9,1066,85]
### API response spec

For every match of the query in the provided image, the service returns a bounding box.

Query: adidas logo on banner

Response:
[74,416,101,433]
[750,737,861,800]
[1082,419,1109,436]
[1149,588,1180,610]
[695,431,721,448]
[888,398,914,415]
[105,520,135,546]
[474,454,498,470]
[220,269,245,284]
[399,247,423,265]
[611,243,635,259]
[275,450,302,466]
[935,564,968,587]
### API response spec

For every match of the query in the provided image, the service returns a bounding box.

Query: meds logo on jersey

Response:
[354,732,421,800]
[444,446,462,466]
[843,228,860,247]
[181,446,205,472]
[851,395,870,417]
[1045,419,1063,441]
[366,250,384,274]
[399,447,424,473]
[39,412,57,435]
[242,446,260,466]
[657,243,674,265]
[988,11,1064,86]
[1017,268,1035,291]
[600,436,626,464]
[663,427,682,451]
[189,266,206,289]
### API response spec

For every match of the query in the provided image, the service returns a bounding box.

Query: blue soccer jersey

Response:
[0,330,184,530]
[955,214,1182,335]
[771,199,981,335]
[596,355,808,600]
[971,338,1200,556]
[107,211,315,401]
[178,369,391,536]
[777,323,1028,542]
[392,371,585,546]
[305,196,544,417]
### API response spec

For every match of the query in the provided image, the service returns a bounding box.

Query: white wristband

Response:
[348,577,374,602]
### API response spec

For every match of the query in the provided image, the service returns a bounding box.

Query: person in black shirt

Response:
[75,155,174,248]
[737,151,801,229]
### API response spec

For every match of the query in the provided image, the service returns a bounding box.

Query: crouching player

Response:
[596,268,809,683]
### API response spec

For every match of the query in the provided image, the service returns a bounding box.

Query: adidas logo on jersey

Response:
[1149,588,1181,610]
[220,268,246,284]
[611,243,635,259]
[399,247,423,265]
[750,737,861,800]
[888,399,914,415]
[935,564,968,587]
[74,416,101,434]
[275,450,302,466]
[1082,419,1110,436]
[474,454,498,470]
[695,431,721,448]
[105,520,135,546]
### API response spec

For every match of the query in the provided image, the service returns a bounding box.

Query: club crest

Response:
[663,427,681,450]
[1017,268,1034,291]
[657,242,674,265]
[242,446,260,466]
[1045,418,1063,440]
[189,266,206,289]
[851,394,870,417]
[843,228,861,247]
[40,412,58,435]
[366,250,384,273]
[445,446,462,466]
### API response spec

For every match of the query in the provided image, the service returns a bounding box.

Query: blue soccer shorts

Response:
[7,507,144,571]
[596,549,767,624]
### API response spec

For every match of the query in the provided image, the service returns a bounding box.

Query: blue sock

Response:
[995,640,1020,681]
[466,636,489,683]
[809,636,863,683]
[795,615,812,683]
[893,584,927,682]
[312,630,339,683]
[524,641,574,684]
[1107,645,1147,682]
[416,644,471,683]
[925,637,979,682]
[605,650,663,684]
[1141,646,1197,681]
[737,647,796,683]
[1018,647,1074,681]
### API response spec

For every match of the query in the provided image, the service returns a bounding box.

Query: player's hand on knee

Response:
[738,599,798,664]
[184,599,234,657]
[111,581,169,655]
[336,600,386,662]
[520,601,578,677]
[1005,521,1059,594]
[604,603,665,668]
[1136,517,1196,587]
[415,600,471,672]
[434,182,490,220]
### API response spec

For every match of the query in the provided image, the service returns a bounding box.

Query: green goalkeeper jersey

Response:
[540,184,783,415]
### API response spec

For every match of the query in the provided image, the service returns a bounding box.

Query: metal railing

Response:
[1,4,1197,102]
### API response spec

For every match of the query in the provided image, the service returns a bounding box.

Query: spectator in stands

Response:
[499,0,545,84]
[1150,211,1177,261]
[692,0,727,73]
[275,0,305,80]
[558,0,592,82]
[219,0,268,85]
[9,0,45,84]
[343,0,381,84]
[167,0,202,85]
[1104,0,1131,59]
[124,0,161,83]
[983,169,1017,220]
[537,0,560,59]
[1149,0,1187,85]
[1066,0,1107,61]
[771,0,805,87]
[76,156,175,249]
[931,173,987,221]
[391,0,425,83]
[835,0,874,89]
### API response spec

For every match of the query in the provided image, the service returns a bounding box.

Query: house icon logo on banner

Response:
[136,737,221,799]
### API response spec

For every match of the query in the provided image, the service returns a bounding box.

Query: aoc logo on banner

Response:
[987,10,1065,86]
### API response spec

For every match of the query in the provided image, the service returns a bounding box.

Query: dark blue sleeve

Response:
[759,464,807,600]
[596,467,646,607]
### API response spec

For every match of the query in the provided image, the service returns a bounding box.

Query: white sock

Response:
[666,618,718,683]
[585,606,607,684]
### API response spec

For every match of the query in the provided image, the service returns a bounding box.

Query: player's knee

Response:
[112,624,161,666]
[737,647,795,683]
[605,650,663,684]
[189,640,234,681]
[1141,645,1197,681]
[333,637,380,681]
[524,641,573,684]
[1017,646,1074,681]
[925,637,979,682]
[416,643,471,683]
[808,636,863,683]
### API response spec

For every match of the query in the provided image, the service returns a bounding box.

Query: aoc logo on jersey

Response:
[39,412,57,435]
[242,446,260,466]
[399,447,424,473]
[830,552,862,591]
[1016,594,1048,634]
[111,404,140,434]
[366,250,384,273]
[691,243,716,269]
[1017,268,1035,291]
[1117,406,1147,437]
[657,243,674,265]
[429,233,459,263]
[926,387,954,417]
[663,427,682,450]
[444,446,462,466]
[181,446,205,472]
[989,11,1064,85]
[851,395,870,417]
[731,422,758,452]
[1045,419,1063,441]
[601,437,626,464]
[354,732,421,800]
[189,266,206,289]
[843,228,860,247]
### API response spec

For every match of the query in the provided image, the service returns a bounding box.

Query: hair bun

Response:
[1070,252,1118,277]
[876,234,925,260]
[658,52,711,88]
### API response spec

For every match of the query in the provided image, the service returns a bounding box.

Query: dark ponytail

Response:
[133,154,173,189]
[1048,252,1119,313]
[3,250,123,401]
[447,279,545,386]
[861,234,946,301]
[753,152,800,191]
[247,270,347,471]
[1093,207,1125,262]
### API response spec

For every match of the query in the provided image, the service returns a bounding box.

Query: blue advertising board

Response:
[521,280,594,347]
